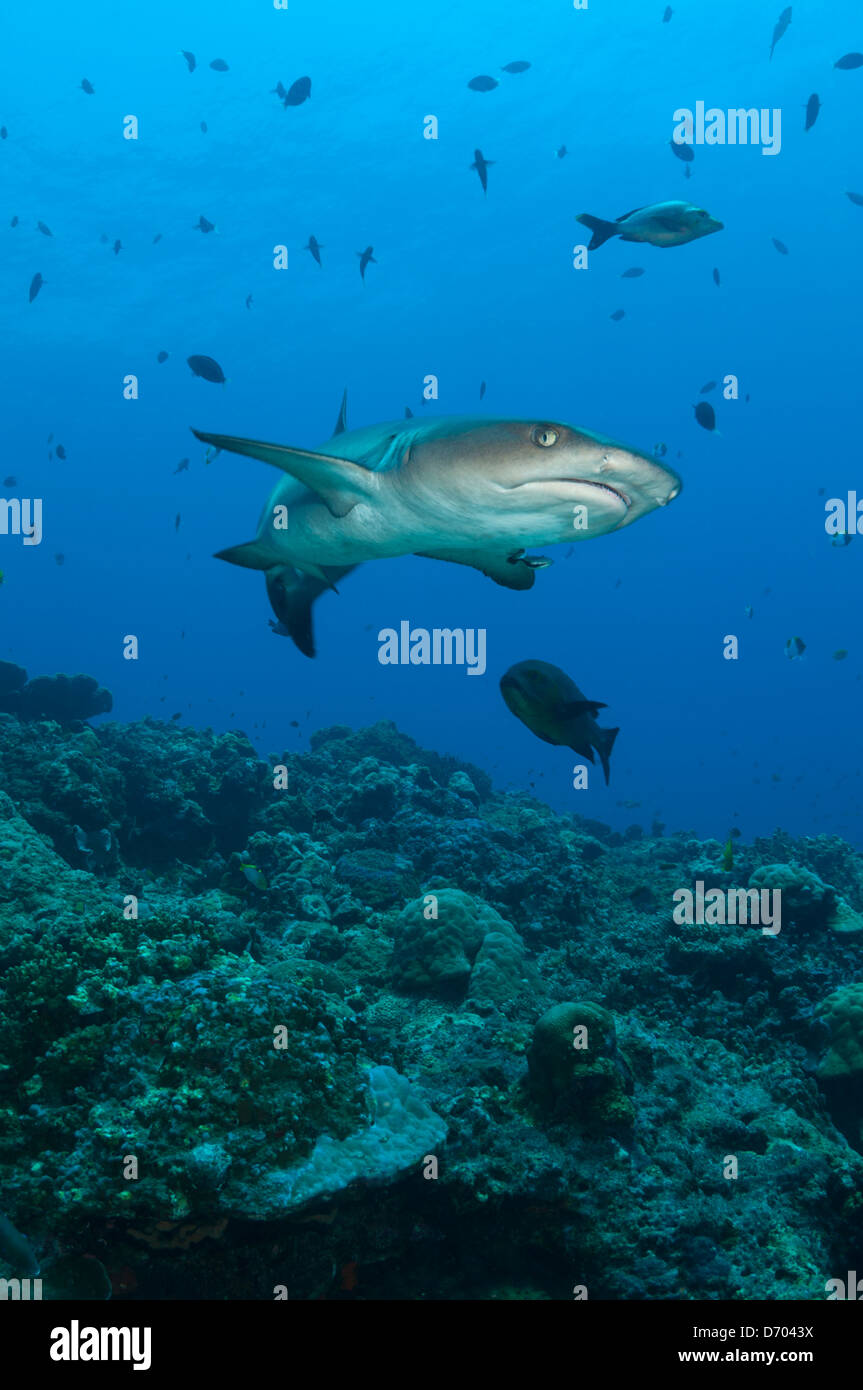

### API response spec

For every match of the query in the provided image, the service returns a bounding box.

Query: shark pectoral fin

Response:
[415,548,537,591]
[191,429,375,517]
[216,539,278,571]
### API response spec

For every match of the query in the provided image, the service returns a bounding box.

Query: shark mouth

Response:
[568,478,631,508]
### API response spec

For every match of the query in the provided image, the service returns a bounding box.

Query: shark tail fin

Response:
[595,726,620,785]
[576,213,620,250]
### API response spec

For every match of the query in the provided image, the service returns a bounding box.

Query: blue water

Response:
[3,0,861,845]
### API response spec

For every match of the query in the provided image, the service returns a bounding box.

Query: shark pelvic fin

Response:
[192,428,375,517]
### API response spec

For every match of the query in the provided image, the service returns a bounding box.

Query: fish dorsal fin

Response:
[192,429,376,517]
[415,547,537,590]
[565,699,608,719]
[616,207,644,221]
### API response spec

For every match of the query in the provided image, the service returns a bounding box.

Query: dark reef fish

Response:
[284,76,311,106]
[305,234,324,266]
[499,659,619,785]
[187,354,226,384]
[835,53,863,70]
[669,138,694,163]
[468,75,498,92]
[712,266,721,286]
[37,221,52,237]
[663,5,673,19]
[577,200,723,250]
[80,78,95,94]
[804,94,821,130]
[769,7,792,61]
[502,61,530,73]
[194,215,216,234]
[28,272,44,302]
[621,267,645,278]
[181,50,196,72]
[194,408,681,657]
[694,401,717,432]
[470,148,494,194]
[772,237,789,255]
[846,191,863,207]
[356,245,377,280]
[210,58,229,71]
[157,350,169,363]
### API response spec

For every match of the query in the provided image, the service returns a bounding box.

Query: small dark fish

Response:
[245,294,252,309]
[3,476,16,486]
[284,76,312,106]
[804,94,821,130]
[0,127,7,139]
[772,237,789,255]
[356,245,377,280]
[694,401,717,432]
[699,380,717,394]
[712,267,721,286]
[175,513,181,531]
[210,59,229,72]
[610,309,625,321]
[784,635,805,661]
[187,354,226,383]
[113,239,122,255]
[556,145,567,159]
[171,711,181,720]
[37,221,52,237]
[80,78,95,94]
[833,649,849,661]
[470,148,494,193]
[200,121,208,134]
[290,720,299,728]
[846,191,863,207]
[663,5,673,19]
[468,75,498,92]
[653,443,667,458]
[194,215,216,233]
[174,458,190,474]
[479,380,486,400]
[305,234,324,266]
[157,350,169,363]
[181,51,196,72]
[271,81,289,101]
[501,61,530,73]
[10,216,18,227]
[54,552,64,566]
[621,267,645,278]
[153,232,162,243]
[28,273,44,302]
[835,53,863,70]
[769,7,792,61]
[669,138,694,162]
[56,444,66,460]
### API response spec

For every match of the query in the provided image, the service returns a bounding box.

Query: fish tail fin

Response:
[596,726,620,785]
[576,213,620,250]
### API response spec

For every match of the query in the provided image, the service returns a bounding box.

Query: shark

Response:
[193,403,682,656]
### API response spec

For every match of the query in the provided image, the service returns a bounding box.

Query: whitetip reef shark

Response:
[193,400,682,657]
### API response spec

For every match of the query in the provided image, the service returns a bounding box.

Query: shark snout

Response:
[607,450,682,525]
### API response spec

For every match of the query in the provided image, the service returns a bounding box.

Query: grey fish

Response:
[610,309,625,321]
[193,411,682,657]
[356,245,376,280]
[174,458,190,474]
[153,232,162,243]
[305,234,324,266]
[194,215,216,233]
[479,381,486,400]
[770,7,791,61]
[28,272,44,302]
[81,78,95,94]
[502,61,530,73]
[772,237,789,255]
[181,50,196,72]
[694,401,716,432]
[835,53,863,70]
[10,215,18,226]
[3,476,16,486]
[0,127,7,139]
[284,76,311,105]
[663,5,673,19]
[669,138,694,163]
[784,635,805,660]
[200,121,208,134]
[846,191,863,206]
[556,144,567,159]
[712,266,721,286]
[187,354,226,383]
[175,513,181,530]
[577,200,723,250]
[470,148,494,194]
[55,552,64,565]
[56,444,66,459]
[245,294,252,308]
[113,239,121,255]
[37,221,52,237]
[157,350,169,363]
[468,75,498,91]
[210,58,229,71]
[621,266,645,277]
[500,659,619,785]
[804,94,820,130]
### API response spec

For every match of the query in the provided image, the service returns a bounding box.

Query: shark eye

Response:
[531,426,559,448]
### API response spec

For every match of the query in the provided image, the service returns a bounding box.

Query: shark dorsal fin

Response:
[192,428,375,516]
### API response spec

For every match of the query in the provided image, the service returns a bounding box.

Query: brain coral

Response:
[527,1001,634,1132]
[391,888,522,996]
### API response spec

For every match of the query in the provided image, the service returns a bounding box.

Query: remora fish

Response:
[499,659,619,785]
[195,405,682,657]
[578,201,723,250]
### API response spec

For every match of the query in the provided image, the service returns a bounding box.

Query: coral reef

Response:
[1,705,863,1300]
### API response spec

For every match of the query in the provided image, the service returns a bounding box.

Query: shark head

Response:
[401,418,682,544]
